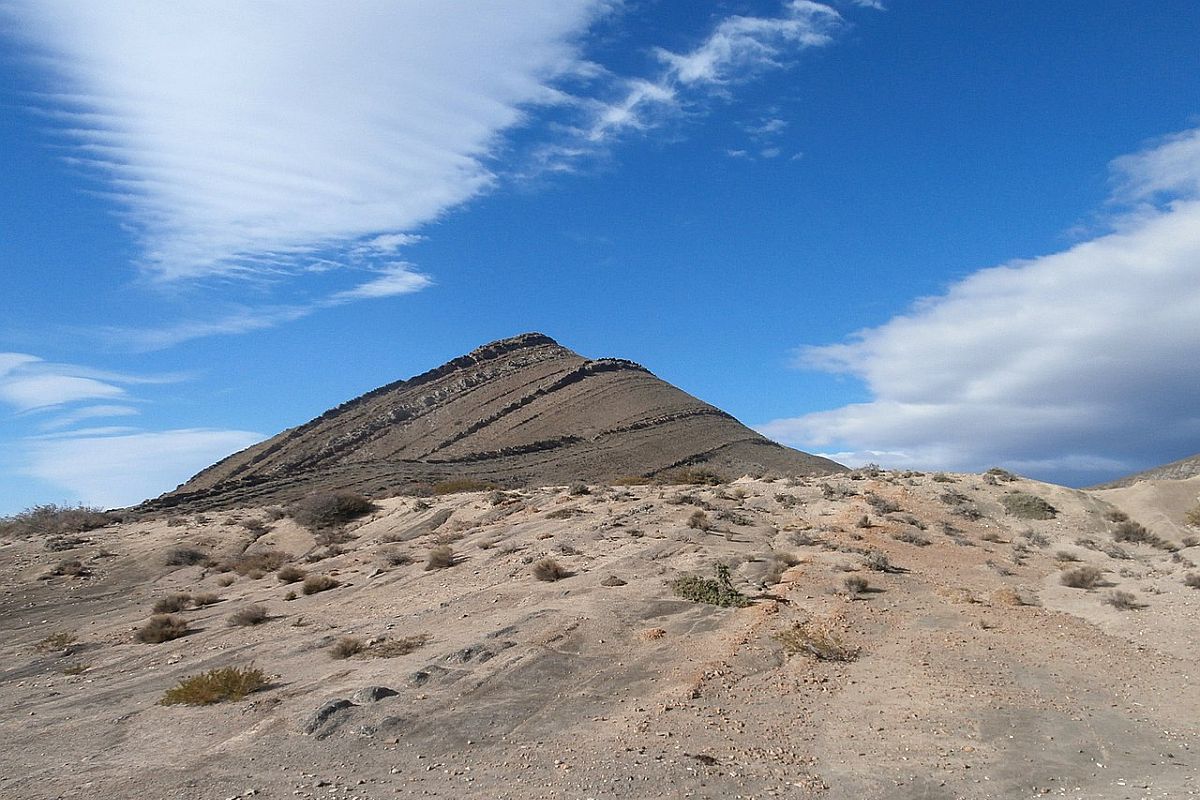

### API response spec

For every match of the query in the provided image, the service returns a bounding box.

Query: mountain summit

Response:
[151,333,843,510]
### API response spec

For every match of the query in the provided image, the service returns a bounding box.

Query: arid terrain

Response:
[4,469,1198,799]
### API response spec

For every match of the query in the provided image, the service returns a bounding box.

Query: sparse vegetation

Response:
[532,557,569,581]
[862,550,897,573]
[843,575,869,599]
[1183,573,1200,589]
[984,467,1018,482]
[301,574,339,594]
[228,604,269,626]
[1001,492,1057,520]
[666,467,726,486]
[1112,520,1174,550]
[164,547,208,566]
[153,593,193,613]
[1060,565,1104,590]
[546,507,585,519]
[864,492,900,514]
[34,631,77,653]
[379,548,414,566]
[288,490,375,531]
[277,565,306,583]
[160,665,269,705]
[671,563,750,608]
[1104,591,1145,610]
[224,550,290,576]
[1185,504,1200,528]
[0,503,112,539]
[425,545,455,570]
[136,615,189,643]
[687,510,712,531]
[46,558,88,577]
[432,478,495,495]
[776,622,859,661]
[192,592,220,606]
[891,530,931,547]
[855,514,871,529]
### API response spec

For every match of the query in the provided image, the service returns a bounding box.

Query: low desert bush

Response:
[224,550,290,576]
[228,604,269,627]
[1103,590,1145,610]
[985,467,1018,481]
[216,575,235,587]
[425,545,455,570]
[160,665,269,705]
[568,482,590,496]
[0,503,112,539]
[1112,520,1173,550]
[192,592,220,606]
[288,490,375,531]
[277,565,306,584]
[153,593,193,614]
[1001,492,1057,520]
[855,515,872,529]
[33,631,77,653]
[301,574,338,595]
[864,492,900,514]
[687,510,712,531]
[241,518,269,538]
[432,478,495,495]
[862,550,897,573]
[763,552,800,585]
[1186,504,1200,528]
[379,548,414,566]
[843,575,870,599]
[330,637,365,659]
[532,558,569,581]
[1183,573,1200,589]
[47,558,88,577]
[776,622,859,662]
[164,547,208,567]
[364,634,431,658]
[670,563,749,608]
[1104,508,1130,523]
[891,530,931,546]
[136,615,189,643]
[1060,565,1104,589]
[545,507,585,520]
[666,467,726,486]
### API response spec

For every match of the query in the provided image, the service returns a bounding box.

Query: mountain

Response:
[147,333,843,510]
[1090,452,1200,489]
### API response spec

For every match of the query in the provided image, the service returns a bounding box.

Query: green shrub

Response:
[670,563,750,608]
[160,666,269,705]
[1001,492,1057,520]
[288,490,375,531]
[137,615,189,643]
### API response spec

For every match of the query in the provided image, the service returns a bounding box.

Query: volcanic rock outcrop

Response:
[149,333,842,510]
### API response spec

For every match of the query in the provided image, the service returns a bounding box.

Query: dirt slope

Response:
[3,470,1197,799]
[145,333,843,512]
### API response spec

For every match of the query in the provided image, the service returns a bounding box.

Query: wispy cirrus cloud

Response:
[761,127,1200,485]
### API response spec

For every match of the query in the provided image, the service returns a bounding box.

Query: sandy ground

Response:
[2,471,1198,799]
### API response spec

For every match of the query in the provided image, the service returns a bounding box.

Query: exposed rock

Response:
[350,686,398,704]
[301,698,354,735]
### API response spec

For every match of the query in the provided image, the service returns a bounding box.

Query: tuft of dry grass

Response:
[425,545,455,570]
[301,574,339,595]
[160,666,269,705]
[33,631,77,653]
[136,615,189,644]
[277,565,306,584]
[192,592,220,606]
[1103,590,1145,610]
[228,604,269,626]
[0,503,112,539]
[330,636,364,659]
[164,547,208,566]
[224,550,290,576]
[1060,565,1104,589]
[153,593,193,613]
[843,575,869,599]
[1182,573,1200,589]
[687,510,712,531]
[776,622,859,661]
[532,557,569,581]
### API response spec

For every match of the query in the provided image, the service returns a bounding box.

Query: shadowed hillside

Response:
[1091,452,1200,489]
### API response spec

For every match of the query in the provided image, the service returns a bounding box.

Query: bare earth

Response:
[3,471,1198,799]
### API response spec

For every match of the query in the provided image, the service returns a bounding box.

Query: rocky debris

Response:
[350,686,398,704]
[600,575,627,586]
[301,698,355,736]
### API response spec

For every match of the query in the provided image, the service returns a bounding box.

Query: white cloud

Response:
[39,404,140,431]
[0,356,132,412]
[7,1,607,283]
[23,428,263,508]
[762,127,1200,484]
[329,263,432,302]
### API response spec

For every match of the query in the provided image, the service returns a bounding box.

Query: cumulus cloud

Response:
[23,428,263,508]
[761,127,1200,485]
[6,1,606,283]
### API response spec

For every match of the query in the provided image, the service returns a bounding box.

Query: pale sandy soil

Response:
[2,472,1197,800]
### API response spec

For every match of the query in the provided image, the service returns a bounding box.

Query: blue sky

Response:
[2,0,1199,513]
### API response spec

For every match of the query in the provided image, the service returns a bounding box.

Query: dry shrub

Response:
[153,593,193,613]
[379,548,414,566]
[640,627,667,641]
[776,622,859,661]
[160,666,269,705]
[979,531,1004,543]
[216,575,235,587]
[225,550,290,576]
[288,490,375,531]
[763,551,800,585]
[687,510,712,531]
[1060,565,1104,589]
[891,530,931,547]
[301,574,338,595]
[1001,492,1057,520]
[277,565,306,584]
[1103,590,1145,610]
[0,503,112,539]
[1055,550,1080,563]
[425,545,455,570]
[862,551,896,572]
[47,558,89,577]
[855,515,871,529]
[666,467,726,486]
[864,492,900,514]
[1112,520,1173,550]
[164,547,208,566]
[432,478,495,495]
[532,557,569,581]
[843,575,869,599]
[228,604,269,626]
[137,615,189,643]
[241,518,269,537]
[362,634,430,658]
[192,592,220,606]
[1185,504,1200,528]
[1182,573,1200,589]
[34,631,77,653]
[546,507,585,520]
